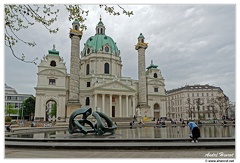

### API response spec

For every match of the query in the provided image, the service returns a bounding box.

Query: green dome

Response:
[82,34,119,56]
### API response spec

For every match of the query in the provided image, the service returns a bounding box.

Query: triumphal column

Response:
[67,19,82,117]
[135,33,150,121]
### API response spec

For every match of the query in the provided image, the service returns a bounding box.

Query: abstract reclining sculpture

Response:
[68,108,116,135]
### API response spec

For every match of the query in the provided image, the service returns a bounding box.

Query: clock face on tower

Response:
[105,46,109,52]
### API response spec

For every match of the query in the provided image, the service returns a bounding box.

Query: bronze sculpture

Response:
[68,108,116,135]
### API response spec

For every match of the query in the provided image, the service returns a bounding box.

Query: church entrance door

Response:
[154,103,160,119]
[112,106,115,117]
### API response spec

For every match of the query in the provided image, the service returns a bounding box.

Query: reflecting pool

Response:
[7,125,235,139]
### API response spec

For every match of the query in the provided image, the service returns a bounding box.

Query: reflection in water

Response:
[115,125,235,138]
[9,125,235,139]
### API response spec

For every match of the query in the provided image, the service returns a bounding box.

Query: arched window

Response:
[105,46,109,52]
[85,97,90,106]
[153,73,158,78]
[104,63,109,74]
[50,60,56,67]
[86,64,90,75]
[87,48,90,54]
[74,25,79,30]
[101,28,103,34]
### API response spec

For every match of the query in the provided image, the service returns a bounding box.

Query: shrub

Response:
[5,116,12,122]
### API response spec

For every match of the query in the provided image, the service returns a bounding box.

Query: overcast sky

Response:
[3,4,236,102]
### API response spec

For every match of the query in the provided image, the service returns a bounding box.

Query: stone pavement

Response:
[5,140,235,149]
[5,148,235,158]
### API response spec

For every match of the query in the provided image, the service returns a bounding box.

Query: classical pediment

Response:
[94,80,136,92]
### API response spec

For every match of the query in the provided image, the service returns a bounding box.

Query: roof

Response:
[48,45,59,56]
[5,84,17,94]
[72,19,80,25]
[82,34,119,56]
[166,84,223,94]
[138,33,145,39]
[147,60,158,70]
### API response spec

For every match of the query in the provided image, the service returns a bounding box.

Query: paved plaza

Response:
[5,148,235,158]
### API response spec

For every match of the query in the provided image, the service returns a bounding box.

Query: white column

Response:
[102,94,105,113]
[132,95,136,116]
[94,94,97,110]
[110,94,112,117]
[119,95,122,117]
[126,95,129,117]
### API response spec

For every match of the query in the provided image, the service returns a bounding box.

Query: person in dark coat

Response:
[6,124,12,132]
[188,122,200,143]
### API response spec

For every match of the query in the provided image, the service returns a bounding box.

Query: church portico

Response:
[92,92,136,117]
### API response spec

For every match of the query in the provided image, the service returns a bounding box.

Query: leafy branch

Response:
[4,4,133,64]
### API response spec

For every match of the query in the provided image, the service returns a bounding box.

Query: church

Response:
[34,18,167,122]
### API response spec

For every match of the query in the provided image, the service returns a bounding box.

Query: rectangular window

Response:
[87,82,91,87]
[112,96,115,102]
[154,87,158,92]
[49,79,56,85]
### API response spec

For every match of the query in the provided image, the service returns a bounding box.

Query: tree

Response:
[207,98,217,120]
[194,98,204,120]
[5,4,133,64]
[48,102,57,120]
[20,96,35,121]
[5,104,17,116]
[186,98,193,120]
[215,95,229,119]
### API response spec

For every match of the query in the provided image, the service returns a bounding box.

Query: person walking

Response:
[188,121,200,143]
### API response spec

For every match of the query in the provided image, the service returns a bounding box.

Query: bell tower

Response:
[67,19,83,118]
[135,33,150,119]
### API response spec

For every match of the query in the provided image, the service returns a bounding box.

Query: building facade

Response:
[34,18,166,122]
[166,84,228,121]
[5,84,33,119]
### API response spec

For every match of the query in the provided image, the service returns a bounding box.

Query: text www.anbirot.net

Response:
[206,159,234,162]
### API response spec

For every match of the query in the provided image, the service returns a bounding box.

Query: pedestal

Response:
[136,103,150,122]
[66,102,81,119]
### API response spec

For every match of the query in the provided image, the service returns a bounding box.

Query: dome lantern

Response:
[95,15,105,35]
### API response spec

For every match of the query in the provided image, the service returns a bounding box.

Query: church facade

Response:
[34,18,167,122]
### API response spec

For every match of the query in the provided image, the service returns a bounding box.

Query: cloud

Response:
[4,4,236,102]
